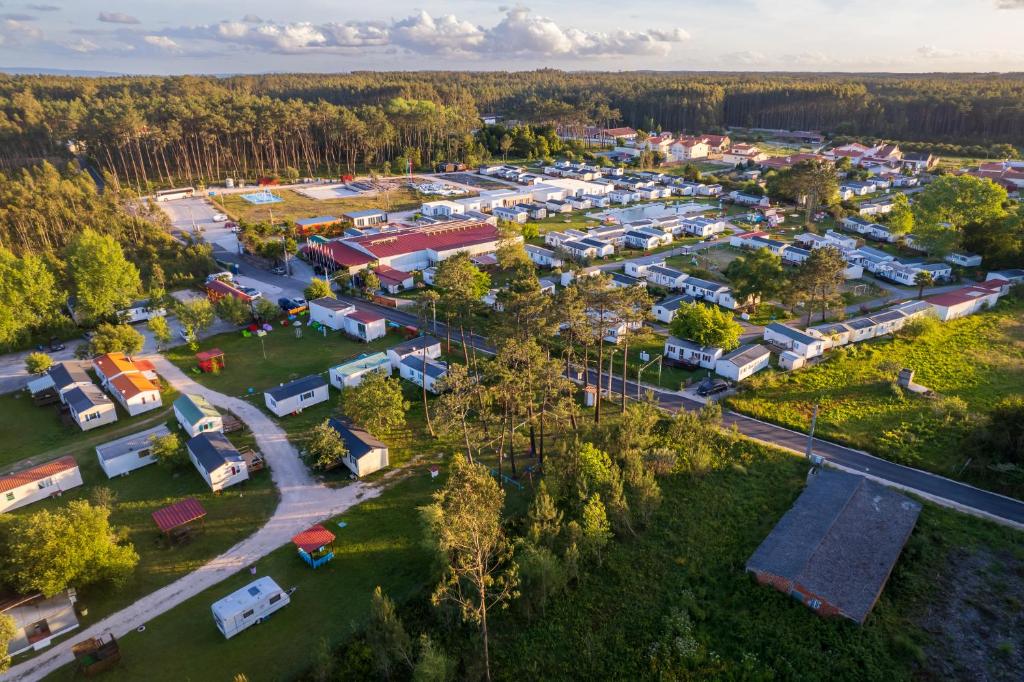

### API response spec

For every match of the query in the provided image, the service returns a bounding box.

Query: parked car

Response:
[48,336,66,352]
[697,379,730,397]
[212,213,228,222]
[277,297,307,314]
[270,266,287,276]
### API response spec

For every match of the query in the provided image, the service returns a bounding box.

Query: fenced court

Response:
[293,184,364,201]
[240,189,284,205]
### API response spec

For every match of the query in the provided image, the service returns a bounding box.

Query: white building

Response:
[945,252,983,268]
[328,418,389,477]
[679,217,727,238]
[493,206,529,223]
[0,456,83,513]
[95,424,171,478]
[329,352,392,389]
[763,323,825,358]
[651,294,692,323]
[264,375,330,417]
[343,309,387,342]
[644,265,688,290]
[525,244,563,268]
[64,385,117,431]
[421,200,465,218]
[664,336,723,369]
[212,577,290,640]
[399,356,449,394]
[187,432,249,492]
[308,297,356,331]
[388,336,443,370]
[715,344,771,381]
[174,393,223,438]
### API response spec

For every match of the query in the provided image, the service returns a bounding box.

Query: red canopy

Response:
[196,348,224,361]
[152,497,207,533]
[292,524,335,553]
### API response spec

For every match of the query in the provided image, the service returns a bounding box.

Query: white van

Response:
[211,577,290,639]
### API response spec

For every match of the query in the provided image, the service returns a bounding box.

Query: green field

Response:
[0,388,278,659]
[214,187,421,225]
[727,299,1024,493]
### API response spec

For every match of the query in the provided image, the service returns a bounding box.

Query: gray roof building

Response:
[746,469,921,624]
[187,431,243,474]
[265,375,328,402]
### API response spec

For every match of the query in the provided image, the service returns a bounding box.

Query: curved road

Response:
[338,295,1024,529]
[2,357,381,682]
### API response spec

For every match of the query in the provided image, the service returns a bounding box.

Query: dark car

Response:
[48,336,66,352]
[270,266,287,276]
[696,379,730,397]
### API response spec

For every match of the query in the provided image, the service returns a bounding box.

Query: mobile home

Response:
[264,375,330,417]
[211,577,290,639]
[95,424,171,478]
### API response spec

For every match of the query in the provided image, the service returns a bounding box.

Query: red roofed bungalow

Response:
[292,524,335,568]
[1,456,82,513]
[374,265,414,293]
[152,497,207,543]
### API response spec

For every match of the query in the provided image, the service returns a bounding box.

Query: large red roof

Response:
[925,283,1002,308]
[348,221,500,259]
[0,456,78,493]
[152,497,207,533]
[348,309,385,324]
[292,524,335,553]
[111,372,159,399]
[303,240,374,268]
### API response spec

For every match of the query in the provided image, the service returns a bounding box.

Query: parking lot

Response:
[158,197,239,253]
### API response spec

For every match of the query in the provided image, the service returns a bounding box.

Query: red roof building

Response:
[291,524,336,553]
[1,456,83,512]
[925,280,1005,321]
[152,497,207,534]
[205,278,254,303]
[347,309,385,325]
[0,456,78,494]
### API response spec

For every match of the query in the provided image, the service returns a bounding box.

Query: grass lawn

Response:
[726,299,1024,494]
[213,187,421,225]
[0,386,278,661]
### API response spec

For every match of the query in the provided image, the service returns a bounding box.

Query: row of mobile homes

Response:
[763,323,826,359]
[174,394,223,437]
[329,352,392,389]
[187,432,249,492]
[0,456,83,513]
[264,375,330,417]
[95,424,171,478]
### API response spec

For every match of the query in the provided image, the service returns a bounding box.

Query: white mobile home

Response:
[388,336,442,370]
[95,424,171,478]
[187,432,249,492]
[64,385,118,432]
[763,323,825,358]
[664,336,723,369]
[328,418,390,477]
[308,297,356,331]
[264,375,330,417]
[645,265,688,290]
[212,577,290,639]
[0,456,83,513]
[174,393,223,438]
[342,309,387,342]
[329,352,392,389]
[46,362,93,403]
[651,294,693,324]
[715,344,771,381]
[525,244,563,268]
[400,356,449,394]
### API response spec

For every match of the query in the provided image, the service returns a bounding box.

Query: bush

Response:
[24,351,53,374]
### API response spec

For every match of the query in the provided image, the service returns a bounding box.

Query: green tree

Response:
[252,297,280,322]
[884,193,914,235]
[89,322,144,356]
[339,371,409,435]
[412,635,452,682]
[0,612,15,674]
[526,481,563,549]
[514,539,568,619]
[66,228,141,322]
[215,294,252,326]
[0,500,138,597]
[151,432,185,469]
[792,246,848,325]
[580,493,613,564]
[913,174,1007,233]
[978,396,1024,465]
[362,271,381,296]
[0,247,63,347]
[366,586,413,677]
[434,363,484,462]
[25,352,53,374]
[725,248,786,304]
[304,277,334,300]
[422,457,518,682]
[176,298,215,349]
[434,252,491,362]
[148,315,172,351]
[770,160,838,225]
[914,270,934,299]
[307,419,348,471]
[668,302,742,351]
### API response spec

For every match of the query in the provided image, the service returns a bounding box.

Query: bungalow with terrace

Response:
[399,356,449,394]
[545,199,572,214]
[683,277,737,308]
[329,352,392,390]
[373,265,414,294]
[326,418,389,477]
[1,456,83,513]
[421,200,466,218]
[187,432,248,492]
[174,393,222,437]
[851,246,895,274]
[730,230,769,249]
[651,294,694,323]
[844,316,881,343]
[839,180,877,197]
[750,235,788,256]
[264,375,330,417]
[584,193,611,207]
[525,244,563,268]
[841,215,877,235]
[645,265,689,290]
[763,323,825,358]
[521,203,548,220]
[65,384,117,431]
[388,336,442,370]
[859,196,896,217]
[588,225,627,246]
[664,336,723,369]
[824,230,858,250]
[877,261,951,286]
[563,238,615,261]
[308,297,356,331]
[715,344,770,381]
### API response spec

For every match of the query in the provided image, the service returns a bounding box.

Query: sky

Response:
[0,1,1023,75]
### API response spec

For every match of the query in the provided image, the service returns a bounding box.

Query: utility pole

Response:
[806,403,824,469]
[637,354,662,399]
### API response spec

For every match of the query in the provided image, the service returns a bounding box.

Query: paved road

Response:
[336,295,1024,529]
[1,357,382,682]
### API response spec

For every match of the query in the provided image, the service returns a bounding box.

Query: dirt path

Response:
[2,356,381,682]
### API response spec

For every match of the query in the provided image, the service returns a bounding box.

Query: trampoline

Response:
[240,189,284,205]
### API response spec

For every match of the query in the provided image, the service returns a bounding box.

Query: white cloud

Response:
[996,0,1024,8]
[143,35,179,51]
[158,8,687,58]
[97,11,139,25]
[916,45,961,59]
[1,18,42,43]
[67,38,99,52]
[27,4,62,11]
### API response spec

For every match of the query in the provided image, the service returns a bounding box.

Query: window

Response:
[269,594,281,605]
[38,478,53,490]
[5,492,14,501]
[299,390,315,402]
[86,411,101,422]
[138,449,151,459]
[242,609,254,619]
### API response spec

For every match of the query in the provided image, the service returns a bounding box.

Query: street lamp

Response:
[637,353,663,399]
